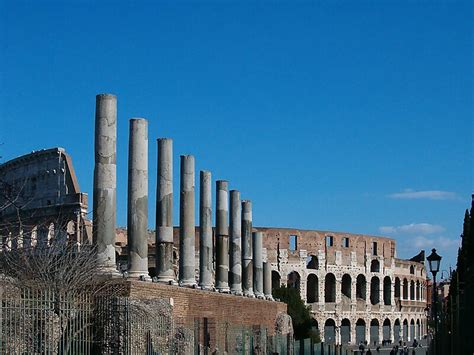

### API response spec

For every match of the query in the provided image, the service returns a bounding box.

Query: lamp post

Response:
[427,248,442,355]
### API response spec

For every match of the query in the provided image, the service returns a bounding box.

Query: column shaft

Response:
[242,200,254,297]
[229,190,242,295]
[93,93,118,273]
[127,118,150,279]
[179,155,196,286]
[253,231,264,298]
[215,180,230,292]
[263,261,273,300]
[155,138,175,282]
[199,171,213,289]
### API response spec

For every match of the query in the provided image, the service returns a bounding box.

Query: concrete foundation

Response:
[229,190,242,295]
[179,155,196,287]
[93,93,118,274]
[215,180,230,292]
[199,171,213,290]
[155,138,175,283]
[242,200,254,297]
[127,118,150,280]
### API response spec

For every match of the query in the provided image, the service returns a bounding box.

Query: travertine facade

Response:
[259,227,427,345]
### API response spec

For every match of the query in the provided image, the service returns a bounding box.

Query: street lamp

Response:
[427,248,442,355]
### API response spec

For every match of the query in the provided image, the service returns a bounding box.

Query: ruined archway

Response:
[306,274,318,303]
[416,319,420,340]
[272,270,281,291]
[341,318,351,344]
[370,276,380,305]
[356,274,366,300]
[410,319,415,341]
[287,271,300,291]
[370,259,380,272]
[394,277,401,298]
[403,279,408,300]
[394,319,401,343]
[356,319,366,344]
[383,276,391,305]
[325,273,336,303]
[403,319,408,341]
[370,319,380,345]
[306,255,319,270]
[410,280,415,300]
[416,281,420,300]
[383,318,391,342]
[341,274,351,299]
[324,319,336,344]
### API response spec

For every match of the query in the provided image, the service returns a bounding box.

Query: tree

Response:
[272,285,319,341]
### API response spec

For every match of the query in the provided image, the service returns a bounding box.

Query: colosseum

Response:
[114,225,428,347]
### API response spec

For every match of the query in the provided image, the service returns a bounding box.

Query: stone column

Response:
[199,171,213,290]
[215,180,230,292]
[241,200,254,297]
[253,231,264,298]
[229,190,242,295]
[155,138,175,283]
[179,155,196,287]
[127,118,150,280]
[93,93,118,273]
[263,261,273,300]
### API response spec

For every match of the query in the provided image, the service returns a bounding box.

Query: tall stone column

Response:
[229,190,242,295]
[179,155,196,287]
[127,118,150,280]
[215,180,230,292]
[263,261,273,300]
[93,94,118,273]
[155,138,175,283]
[241,200,254,297]
[253,231,264,299]
[199,171,213,290]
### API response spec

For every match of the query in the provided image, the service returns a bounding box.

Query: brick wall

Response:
[126,280,287,335]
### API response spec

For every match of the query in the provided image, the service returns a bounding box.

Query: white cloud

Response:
[379,223,445,235]
[413,236,459,250]
[388,189,457,200]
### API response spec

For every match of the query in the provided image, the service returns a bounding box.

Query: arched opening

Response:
[410,280,415,300]
[394,319,401,343]
[287,271,300,291]
[383,276,391,305]
[416,281,420,300]
[310,318,319,340]
[403,279,408,299]
[370,319,380,345]
[324,319,336,344]
[370,259,380,272]
[395,277,401,298]
[306,255,319,269]
[306,274,319,303]
[383,319,391,342]
[410,319,415,341]
[403,319,409,341]
[416,319,420,340]
[341,274,351,299]
[410,265,415,274]
[356,319,366,344]
[341,318,351,344]
[356,274,366,300]
[272,270,281,290]
[325,273,336,303]
[370,276,380,305]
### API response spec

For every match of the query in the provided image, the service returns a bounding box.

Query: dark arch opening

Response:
[272,270,281,291]
[416,280,420,300]
[394,319,401,343]
[356,274,366,300]
[324,319,336,344]
[395,277,401,298]
[383,319,391,341]
[341,274,351,299]
[410,280,415,300]
[370,319,380,345]
[341,319,351,344]
[306,255,319,270]
[403,279,408,299]
[370,276,380,305]
[403,319,409,341]
[383,276,391,305]
[356,319,366,344]
[325,273,336,303]
[306,274,319,303]
[371,259,380,272]
[287,271,300,291]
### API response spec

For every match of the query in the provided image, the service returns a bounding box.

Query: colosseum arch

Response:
[272,270,281,290]
[306,274,319,303]
[383,318,391,342]
[416,280,420,300]
[394,319,401,343]
[403,278,408,299]
[370,319,380,345]
[394,277,401,298]
[341,274,351,299]
[370,276,380,305]
[403,319,409,341]
[356,319,366,344]
[325,273,336,303]
[356,274,367,300]
[370,259,380,272]
[306,255,319,269]
[410,265,415,274]
[416,319,421,339]
[383,276,391,305]
[410,280,415,300]
[341,318,351,344]
[287,271,300,291]
[324,319,336,344]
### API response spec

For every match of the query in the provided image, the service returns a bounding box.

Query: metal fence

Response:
[0,285,293,354]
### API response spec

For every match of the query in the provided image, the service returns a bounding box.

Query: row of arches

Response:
[316,318,425,345]
[276,271,426,305]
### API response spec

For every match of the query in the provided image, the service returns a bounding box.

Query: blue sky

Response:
[1,1,472,272]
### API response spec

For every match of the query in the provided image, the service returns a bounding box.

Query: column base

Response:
[127,271,152,281]
[243,290,255,298]
[200,285,215,291]
[217,287,231,293]
[231,289,243,296]
[254,292,265,299]
[179,280,197,288]
[265,295,274,301]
